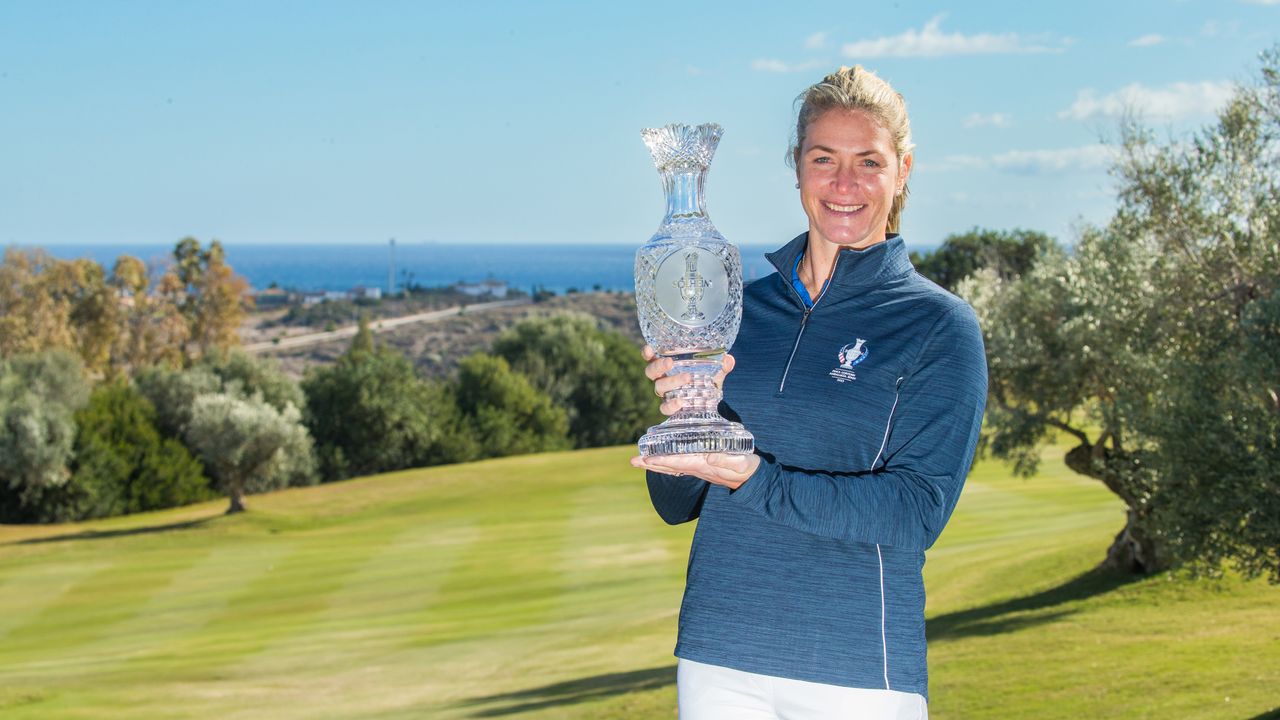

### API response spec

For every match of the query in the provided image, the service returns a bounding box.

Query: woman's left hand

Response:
[630,452,761,490]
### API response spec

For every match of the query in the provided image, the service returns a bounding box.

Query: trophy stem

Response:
[663,359,722,413]
[637,357,754,457]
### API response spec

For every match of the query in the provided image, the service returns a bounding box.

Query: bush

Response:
[448,353,570,460]
[491,314,658,448]
[303,346,457,481]
[69,380,210,519]
[911,228,1055,292]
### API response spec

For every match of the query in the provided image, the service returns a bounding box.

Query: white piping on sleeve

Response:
[872,378,903,469]
[877,543,890,690]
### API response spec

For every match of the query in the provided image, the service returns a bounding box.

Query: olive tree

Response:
[963,46,1280,581]
[186,393,314,514]
[0,351,91,520]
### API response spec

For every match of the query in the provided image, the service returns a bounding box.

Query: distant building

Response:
[253,287,291,308]
[455,278,508,298]
[301,290,343,306]
[298,286,382,306]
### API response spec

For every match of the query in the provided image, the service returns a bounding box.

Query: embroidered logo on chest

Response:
[829,339,868,383]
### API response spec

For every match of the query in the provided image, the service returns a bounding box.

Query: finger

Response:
[641,345,656,361]
[705,452,748,470]
[659,397,684,416]
[644,356,675,381]
[654,373,691,396]
[713,353,736,387]
[634,458,686,476]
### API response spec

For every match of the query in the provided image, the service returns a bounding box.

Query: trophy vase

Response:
[635,123,754,457]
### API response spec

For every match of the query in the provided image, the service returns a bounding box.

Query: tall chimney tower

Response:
[388,237,396,296]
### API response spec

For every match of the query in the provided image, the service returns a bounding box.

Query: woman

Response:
[631,66,988,719]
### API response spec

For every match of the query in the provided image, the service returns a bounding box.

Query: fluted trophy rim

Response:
[641,122,724,172]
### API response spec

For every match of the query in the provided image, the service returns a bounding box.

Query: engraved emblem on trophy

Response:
[676,252,709,321]
[635,123,754,456]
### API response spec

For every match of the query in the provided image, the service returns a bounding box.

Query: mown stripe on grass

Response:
[555,479,673,619]
[0,560,110,642]
[0,545,216,667]
[173,521,412,674]
[416,466,579,647]
[68,540,296,680]
[224,520,480,680]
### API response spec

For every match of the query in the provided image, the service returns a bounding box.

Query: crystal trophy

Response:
[635,123,754,457]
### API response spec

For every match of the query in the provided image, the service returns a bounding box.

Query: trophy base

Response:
[637,417,755,457]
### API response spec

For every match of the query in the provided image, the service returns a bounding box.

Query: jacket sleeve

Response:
[727,303,987,551]
[647,470,709,525]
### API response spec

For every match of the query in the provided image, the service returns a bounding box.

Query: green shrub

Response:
[303,345,457,481]
[492,314,658,448]
[449,353,570,460]
[69,380,211,518]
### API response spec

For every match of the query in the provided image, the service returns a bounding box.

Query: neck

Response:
[801,232,888,297]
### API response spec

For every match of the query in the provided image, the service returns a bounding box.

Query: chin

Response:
[819,232,880,249]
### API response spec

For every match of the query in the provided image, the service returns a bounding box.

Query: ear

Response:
[897,152,914,194]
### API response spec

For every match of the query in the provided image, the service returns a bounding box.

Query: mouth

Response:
[823,201,865,214]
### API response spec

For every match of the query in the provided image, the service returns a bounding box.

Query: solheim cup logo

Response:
[676,251,710,321]
[830,338,869,383]
[839,339,868,369]
[634,123,753,456]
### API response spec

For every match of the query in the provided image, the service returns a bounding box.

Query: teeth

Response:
[824,202,864,212]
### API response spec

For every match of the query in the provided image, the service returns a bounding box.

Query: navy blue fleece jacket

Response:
[647,233,987,699]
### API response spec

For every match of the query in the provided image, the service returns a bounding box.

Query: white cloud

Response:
[989,145,1114,174]
[804,31,828,49]
[751,58,824,73]
[1059,81,1235,121]
[840,15,1063,58]
[932,144,1114,174]
[962,112,1011,129]
[1200,20,1243,37]
[1128,33,1166,47]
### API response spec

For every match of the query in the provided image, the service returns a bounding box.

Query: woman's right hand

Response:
[642,345,736,417]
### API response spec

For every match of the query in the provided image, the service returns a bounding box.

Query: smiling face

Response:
[797,109,912,251]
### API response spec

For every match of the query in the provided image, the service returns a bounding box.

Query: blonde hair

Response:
[789,66,915,232]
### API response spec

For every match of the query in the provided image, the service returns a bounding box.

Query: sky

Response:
[1,1,1277,250]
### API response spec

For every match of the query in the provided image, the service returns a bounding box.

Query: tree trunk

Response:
[1103,509,1166,575]
[226,484,246,514]
[1064,442,1169,575]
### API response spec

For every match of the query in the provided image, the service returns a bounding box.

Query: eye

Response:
[862,158,880,168]
[813,156,833,164]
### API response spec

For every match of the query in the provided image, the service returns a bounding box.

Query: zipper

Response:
[777,251,841,394]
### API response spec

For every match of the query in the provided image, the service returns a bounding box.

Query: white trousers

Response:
[677,659,928,720]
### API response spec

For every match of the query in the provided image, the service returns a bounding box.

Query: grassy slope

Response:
[0,447,1276,719]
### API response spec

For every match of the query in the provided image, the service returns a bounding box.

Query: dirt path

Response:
[243,298,531,353]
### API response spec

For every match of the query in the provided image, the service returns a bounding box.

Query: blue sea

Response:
[30,243,787,295]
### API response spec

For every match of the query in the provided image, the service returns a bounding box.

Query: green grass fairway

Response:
[2,447,1277,719]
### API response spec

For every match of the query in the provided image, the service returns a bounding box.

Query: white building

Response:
[455,278,508,298]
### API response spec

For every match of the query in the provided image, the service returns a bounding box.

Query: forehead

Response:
[802,109,893,151]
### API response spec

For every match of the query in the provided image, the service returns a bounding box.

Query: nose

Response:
[833,163,857,194]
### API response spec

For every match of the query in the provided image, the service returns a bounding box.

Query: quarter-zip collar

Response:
[766,232,916,302]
